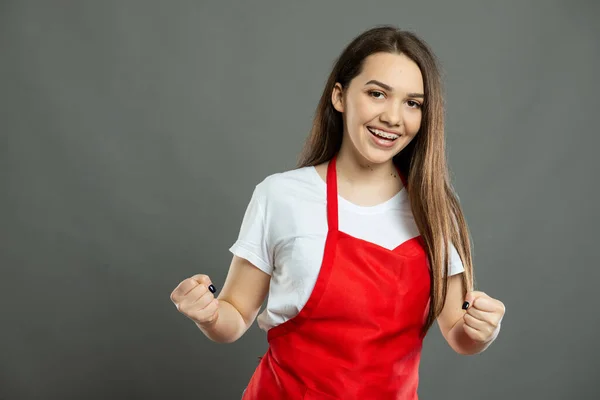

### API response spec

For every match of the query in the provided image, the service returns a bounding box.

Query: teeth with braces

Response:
[368,127,399,140]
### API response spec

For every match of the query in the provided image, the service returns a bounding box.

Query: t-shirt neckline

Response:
[310,166,405,215]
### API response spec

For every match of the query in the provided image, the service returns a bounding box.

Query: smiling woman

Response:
[170,25,505,400]
[331,53,425,158]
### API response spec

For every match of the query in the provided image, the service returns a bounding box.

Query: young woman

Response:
[170,26,506,399]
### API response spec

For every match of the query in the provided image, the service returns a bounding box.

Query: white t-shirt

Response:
[229,166,465,332]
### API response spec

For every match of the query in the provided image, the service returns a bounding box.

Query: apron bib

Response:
[242,156,431,399]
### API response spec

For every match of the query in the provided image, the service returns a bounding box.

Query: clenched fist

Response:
[170,274,219,326]
[462,291,505,344]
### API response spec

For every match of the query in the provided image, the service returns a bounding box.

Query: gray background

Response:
[1,1,599,399]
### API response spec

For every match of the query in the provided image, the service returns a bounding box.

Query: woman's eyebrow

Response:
[364,80,424,98]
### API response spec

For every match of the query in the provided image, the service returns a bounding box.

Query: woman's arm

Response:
[197,255,271,344]
[436,274,505,355]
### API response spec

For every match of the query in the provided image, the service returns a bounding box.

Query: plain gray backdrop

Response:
[1,1,599,399]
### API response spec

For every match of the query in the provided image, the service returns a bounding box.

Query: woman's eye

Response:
[407,100,422,108]
[369,91,385,99]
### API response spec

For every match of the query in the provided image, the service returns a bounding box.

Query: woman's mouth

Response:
[367,127,400,148]
[367,127,400,141]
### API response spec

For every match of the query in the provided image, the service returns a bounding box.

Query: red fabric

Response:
[243,156,431,399]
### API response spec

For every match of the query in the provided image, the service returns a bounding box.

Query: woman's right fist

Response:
[170,274,219,326]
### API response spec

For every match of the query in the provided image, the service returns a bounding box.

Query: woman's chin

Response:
[358,145,399,165]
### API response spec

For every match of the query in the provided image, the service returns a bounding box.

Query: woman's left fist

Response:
[462,291,505,343]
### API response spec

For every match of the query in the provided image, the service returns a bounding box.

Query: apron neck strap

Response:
[326,156,339,232]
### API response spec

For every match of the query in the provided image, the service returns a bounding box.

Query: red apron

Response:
[242,156,431,399]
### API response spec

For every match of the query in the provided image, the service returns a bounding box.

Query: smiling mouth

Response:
[367,126,400,141]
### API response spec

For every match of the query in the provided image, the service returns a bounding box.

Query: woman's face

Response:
[332,52,424,166]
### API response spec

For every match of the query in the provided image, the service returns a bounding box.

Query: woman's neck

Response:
[335,147,398,187]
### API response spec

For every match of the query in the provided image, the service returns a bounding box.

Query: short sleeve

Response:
[448,242,465,276]
[229,185,273,275]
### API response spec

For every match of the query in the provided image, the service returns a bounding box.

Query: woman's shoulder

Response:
[253,165,324,205]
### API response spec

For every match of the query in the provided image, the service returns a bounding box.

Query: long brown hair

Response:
[297,25,474,334]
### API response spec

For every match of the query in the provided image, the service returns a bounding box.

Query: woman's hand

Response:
[461,291,506,344]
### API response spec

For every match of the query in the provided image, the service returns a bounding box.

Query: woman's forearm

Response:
[196,300,249,344]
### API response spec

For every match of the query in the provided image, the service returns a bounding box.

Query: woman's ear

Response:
[331,83,344,113]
